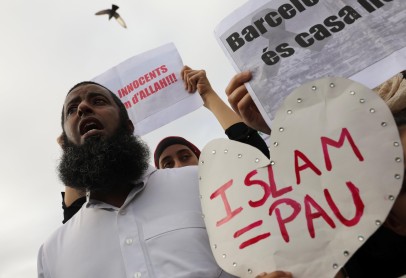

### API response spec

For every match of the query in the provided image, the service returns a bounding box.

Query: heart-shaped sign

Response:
[199,77,404,278]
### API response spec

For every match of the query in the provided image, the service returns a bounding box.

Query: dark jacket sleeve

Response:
[61,192,87,224]
[225,122,270,159]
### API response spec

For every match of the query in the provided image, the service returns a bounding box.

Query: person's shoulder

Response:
[150,165,199,182]
[40,220,71,255]
[44,204,88,244]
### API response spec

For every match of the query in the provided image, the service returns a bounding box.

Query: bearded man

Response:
[37,81,237,278]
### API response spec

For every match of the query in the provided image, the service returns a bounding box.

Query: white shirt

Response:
[38,165,236,278]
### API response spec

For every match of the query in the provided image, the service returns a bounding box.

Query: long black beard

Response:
[58,128,150,194]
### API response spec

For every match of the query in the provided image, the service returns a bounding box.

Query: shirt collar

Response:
[86,165,157,209]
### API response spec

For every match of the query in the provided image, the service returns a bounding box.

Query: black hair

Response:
[60,81,129,132]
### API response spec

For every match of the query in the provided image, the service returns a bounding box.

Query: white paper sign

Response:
[199,77,404,278]
[215,0,406,126]
[92,43,203,135]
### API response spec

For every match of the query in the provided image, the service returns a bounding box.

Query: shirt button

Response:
[119,209,126,215]
[134,272,142,278]
[125,238,133,245]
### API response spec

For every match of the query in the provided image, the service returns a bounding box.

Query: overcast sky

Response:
[0,0,248,276]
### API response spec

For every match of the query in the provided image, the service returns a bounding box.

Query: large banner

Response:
[92,43,203,135]
[215,0,406,126]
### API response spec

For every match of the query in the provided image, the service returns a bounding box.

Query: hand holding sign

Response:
[199,77,404,277]
[225,71,271,134]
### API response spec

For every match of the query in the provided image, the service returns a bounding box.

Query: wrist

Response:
[201,89,220,110]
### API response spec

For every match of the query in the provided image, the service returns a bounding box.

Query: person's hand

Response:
[255,271,292,278]
[181,65,215,106]
[225,71,271,134]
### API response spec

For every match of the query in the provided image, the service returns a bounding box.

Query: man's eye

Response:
[94,98,107,105]
[66,106,77,116]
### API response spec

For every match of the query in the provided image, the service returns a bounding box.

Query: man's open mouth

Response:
[79,118,103,136]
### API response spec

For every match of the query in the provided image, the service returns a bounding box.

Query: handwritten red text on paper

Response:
[209,128,365,249]
[116,65,178,109]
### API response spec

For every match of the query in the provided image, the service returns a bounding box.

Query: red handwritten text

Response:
[208,128,365,248]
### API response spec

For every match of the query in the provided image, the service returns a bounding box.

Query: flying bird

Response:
[95,4,127,28]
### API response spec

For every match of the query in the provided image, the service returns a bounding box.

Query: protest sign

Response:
[92,43,203,135]
[199,77,404,277]
[215,0,406,126]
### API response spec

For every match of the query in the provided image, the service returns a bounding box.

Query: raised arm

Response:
[181,65,241,130]
[181,65,269,158]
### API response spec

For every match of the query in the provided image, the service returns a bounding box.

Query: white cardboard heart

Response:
[199,77,404,278]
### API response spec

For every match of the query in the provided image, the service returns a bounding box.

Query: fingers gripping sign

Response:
[225,71,271,134]
[181,65,256,132]
[181,65,214,97]
[225,71,252,116]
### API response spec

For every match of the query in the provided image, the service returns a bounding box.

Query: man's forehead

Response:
[64,83,112,105]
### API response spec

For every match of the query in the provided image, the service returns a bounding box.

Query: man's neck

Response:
[90,186,133,208]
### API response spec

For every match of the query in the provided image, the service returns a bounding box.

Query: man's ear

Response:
[127,119,135,134]
[57,133,64,147]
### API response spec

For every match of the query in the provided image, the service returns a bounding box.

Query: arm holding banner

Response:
[225,71,271,135]
[182,66,269,158]
[182,65,242,130]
